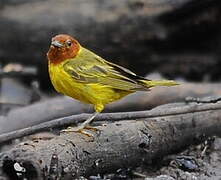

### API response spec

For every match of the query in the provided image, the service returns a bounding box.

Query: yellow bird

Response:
[47,34,178,136]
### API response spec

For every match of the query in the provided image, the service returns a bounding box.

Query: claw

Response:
[61,126,95,137]
[60,112,100,138]
[84,125,100,132]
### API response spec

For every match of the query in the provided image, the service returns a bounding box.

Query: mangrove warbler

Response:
[47,34,178,136]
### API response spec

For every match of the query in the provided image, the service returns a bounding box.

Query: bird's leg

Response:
[61,112,100,137]
[78,112,100,131]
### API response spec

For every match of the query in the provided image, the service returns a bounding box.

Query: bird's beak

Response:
[51,40,63,48]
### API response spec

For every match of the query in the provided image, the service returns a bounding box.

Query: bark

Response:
[1,82,221,134]
[0,102,221,179]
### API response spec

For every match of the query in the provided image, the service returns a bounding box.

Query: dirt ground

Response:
[88,136,221,180]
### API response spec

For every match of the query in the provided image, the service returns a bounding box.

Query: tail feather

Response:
[140,80,179,88]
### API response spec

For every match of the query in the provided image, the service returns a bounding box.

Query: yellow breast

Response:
[49,61,91,104]
[48,61,131,112]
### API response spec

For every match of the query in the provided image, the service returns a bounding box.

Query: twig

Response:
[1,102,221,144]
[185,96,221,104]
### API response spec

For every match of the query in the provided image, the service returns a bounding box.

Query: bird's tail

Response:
[140,79,179,88]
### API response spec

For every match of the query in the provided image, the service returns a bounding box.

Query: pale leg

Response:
[78,112,99,130]
[61,112,99,137]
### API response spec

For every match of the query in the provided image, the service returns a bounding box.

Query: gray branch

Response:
[0,102,221,179]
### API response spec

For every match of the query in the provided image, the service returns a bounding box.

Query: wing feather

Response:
[63,48,147,91]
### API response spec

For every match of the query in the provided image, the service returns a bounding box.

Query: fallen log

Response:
[1,82,221,134]
[0,102,221,179]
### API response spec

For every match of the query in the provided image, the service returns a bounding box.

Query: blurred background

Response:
[1,1,221,179]
[1,0,221,128]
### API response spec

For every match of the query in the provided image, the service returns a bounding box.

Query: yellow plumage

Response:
[47,34,179,135]
[49,47,178,113]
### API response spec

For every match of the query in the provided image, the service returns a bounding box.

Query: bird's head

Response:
[47,34,80,64]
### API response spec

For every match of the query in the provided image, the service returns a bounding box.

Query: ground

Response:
[88,136,221,180]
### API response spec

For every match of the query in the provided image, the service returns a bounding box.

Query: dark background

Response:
[1,0,221,92]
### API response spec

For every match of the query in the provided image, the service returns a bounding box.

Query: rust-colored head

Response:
[47,34,80,64]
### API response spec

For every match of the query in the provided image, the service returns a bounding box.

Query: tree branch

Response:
[0,102,221,179]
[0,102,220,144]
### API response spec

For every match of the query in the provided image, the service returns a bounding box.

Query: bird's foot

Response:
[84,125,100,132]
[61,125,99,137]
[61,112,100,138]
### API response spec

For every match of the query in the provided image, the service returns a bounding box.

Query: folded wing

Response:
[63,53,148,91]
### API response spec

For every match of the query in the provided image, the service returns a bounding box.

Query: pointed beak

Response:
[51,40,63,48]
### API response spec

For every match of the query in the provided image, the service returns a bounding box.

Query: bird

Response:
[47,34,179,136]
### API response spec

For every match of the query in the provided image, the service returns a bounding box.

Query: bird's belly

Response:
[49,65,89,103]
[53,77,130,105]
[49,64,132,106]
[55,78,91,104]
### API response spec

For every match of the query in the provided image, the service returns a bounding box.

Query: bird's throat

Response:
[47,45,80,65]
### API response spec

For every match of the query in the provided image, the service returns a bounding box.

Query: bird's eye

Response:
[66,40,72,46]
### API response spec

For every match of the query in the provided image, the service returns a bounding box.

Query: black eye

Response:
[66,40,72,46]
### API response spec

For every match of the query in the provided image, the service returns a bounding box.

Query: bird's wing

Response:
[63,53,147,91]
